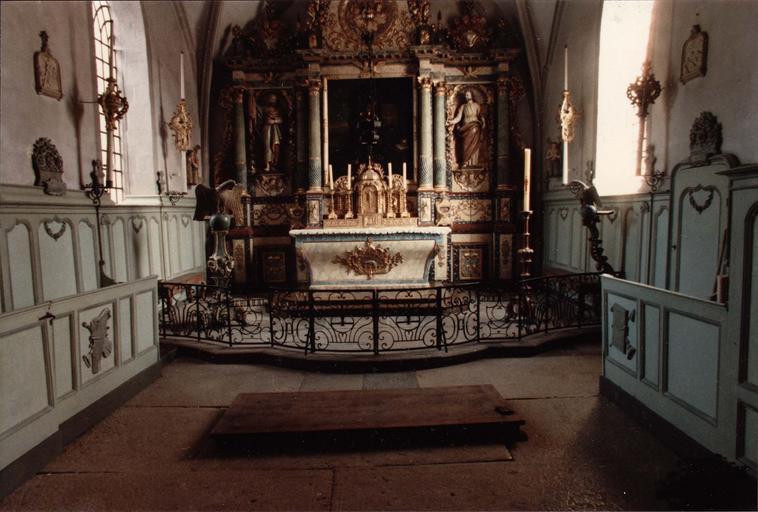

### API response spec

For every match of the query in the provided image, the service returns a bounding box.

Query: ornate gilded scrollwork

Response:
[332,238,403,279]
[168,99,193,151]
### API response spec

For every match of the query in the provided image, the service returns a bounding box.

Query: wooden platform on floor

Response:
[211,385,525,445]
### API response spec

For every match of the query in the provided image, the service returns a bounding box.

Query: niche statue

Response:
[259,93,284,171]
[448,89,485,168]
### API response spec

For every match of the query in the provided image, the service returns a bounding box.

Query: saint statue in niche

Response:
[258,92,284,171]
[448,89,485,168]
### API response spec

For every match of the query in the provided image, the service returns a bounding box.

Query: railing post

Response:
[372,289,379,355]
[475,286,481,344]
[436,287,443,351]
[577,277,585,329]
[159,283,167,339]
[308,290,315,354]
[225,288,233,347]
[195,285,202,343]
[268,289,275,347]
[517,285,524,341]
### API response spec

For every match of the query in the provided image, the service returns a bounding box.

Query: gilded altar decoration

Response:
[435,196,453,227]
[559,90,580,144]
[32,137,66,196]
[452,167,487,192]
[34,31,62,100]
[458,248,483,280]
[333,238,403,280]
[689,111,722,162]
[256,173,287,196]
[449,3,490,51]
[323,0,412,52]
[406,0,431,44]
[681,25,708,84]
[82,309,113,375]
[168,99,193,151]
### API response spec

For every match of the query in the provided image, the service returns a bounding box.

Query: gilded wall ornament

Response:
[255,173,287,196]
[332,238,403,280]
[689,111,722,162]
[186,144,202,186]
[545,137,561,178]
[32,137,66,195]
[34,31,62,100]
[681,25,708,84]
[627,62,661,119]
[168,99,193,151]
[82,309,113,375]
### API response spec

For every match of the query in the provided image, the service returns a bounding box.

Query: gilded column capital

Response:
[433,80,446,96]
[417,76,433,90]
[496,76,508,95]
[232,86,246,103]
[308,79,322,96]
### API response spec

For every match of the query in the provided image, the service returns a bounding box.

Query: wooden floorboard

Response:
[211,385,524,438]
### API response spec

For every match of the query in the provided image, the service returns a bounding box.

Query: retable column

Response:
[496,76,510,189]
[433,80,447,191]
[306,79,323,227]
[307,79,322,192]
[295,84,307,193]
[233,87,247,190]
[418,76,433,190]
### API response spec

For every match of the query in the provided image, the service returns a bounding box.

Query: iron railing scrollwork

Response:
[159,272,604,354]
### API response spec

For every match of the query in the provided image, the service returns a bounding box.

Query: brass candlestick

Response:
[517,210,534,279]
[327,187,338,219]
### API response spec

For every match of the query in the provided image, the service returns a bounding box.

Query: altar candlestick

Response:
[180,51,185,99]
[347,164,352,189]
[329,164,333,188]
[523,148,531,212]
[564,45,568,91]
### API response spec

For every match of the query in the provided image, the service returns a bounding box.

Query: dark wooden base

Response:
[212,385,525,447]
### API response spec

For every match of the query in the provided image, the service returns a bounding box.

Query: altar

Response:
[292,226,450,288]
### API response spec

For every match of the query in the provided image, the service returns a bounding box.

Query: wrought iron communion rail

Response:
[159,273,603,354]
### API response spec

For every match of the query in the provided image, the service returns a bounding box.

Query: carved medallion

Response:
[333,238,403,280]
[32,137,66,195]
[458,248,483,281]
[689,111,722,162]
[449,8,490,51]
[687,184,716,214]
[324,0,412,51]
[681,25,708,84]
[82,309,113,375]
[256,173,287,196]
[34,31,62,100]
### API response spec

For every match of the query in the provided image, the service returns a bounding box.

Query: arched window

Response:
[594,0,655,195]
[92,0,125,202]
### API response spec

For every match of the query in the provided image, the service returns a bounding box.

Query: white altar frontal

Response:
[291,227,450,288]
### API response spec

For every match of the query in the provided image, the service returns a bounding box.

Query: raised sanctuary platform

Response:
[291,226,451,288]
[211,385,525,442]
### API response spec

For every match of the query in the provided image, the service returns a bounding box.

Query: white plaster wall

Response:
[0,1,99,189]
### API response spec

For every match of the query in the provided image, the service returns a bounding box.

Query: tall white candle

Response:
[523,148,531,212]
[388,162,392,187]
[402,162,407,185]
[564,45,568,91]
[347,164,352,189]
[329,164,334,188]
[562,142,569,185]
[180,52,185,99]
[109,32,115,80]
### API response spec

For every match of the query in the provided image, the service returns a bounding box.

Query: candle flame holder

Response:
[517,210,534,279]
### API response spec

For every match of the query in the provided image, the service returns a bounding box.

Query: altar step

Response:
[161,325,599,373]
[210,385,526,449]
